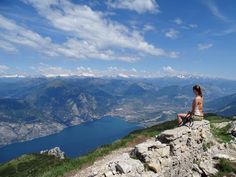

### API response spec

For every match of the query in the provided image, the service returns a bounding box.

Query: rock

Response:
[147,160,161,173]
[40,147,65,160]
[72,120,236,177]
[103,171,113,177]
[157,126,190,142]
[107,153,144,175]
[129,120,215,177]
[131,139,169,163]
[199,155,218,176]
[228,121,236,137]
[213,154,236,161]
[229,143,236,151]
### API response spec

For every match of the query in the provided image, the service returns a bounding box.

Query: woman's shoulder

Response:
[195,95,203,100]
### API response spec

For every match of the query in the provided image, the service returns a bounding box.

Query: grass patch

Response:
[204,114,233,143]
[205,114,232,123]
[0,154,67,177]
[210,124,233,143]
[211,158,236,177]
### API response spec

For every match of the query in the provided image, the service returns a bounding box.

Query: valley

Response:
[0,77,236,147]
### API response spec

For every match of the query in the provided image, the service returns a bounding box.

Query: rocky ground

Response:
[70,120,236,177]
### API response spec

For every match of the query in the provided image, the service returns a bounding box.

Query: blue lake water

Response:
[0,116,142,163]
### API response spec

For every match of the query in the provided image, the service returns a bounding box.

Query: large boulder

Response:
[131,120,218,177]
[40,147,65,160]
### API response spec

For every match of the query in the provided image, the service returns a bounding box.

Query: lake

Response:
[0,116,142,163]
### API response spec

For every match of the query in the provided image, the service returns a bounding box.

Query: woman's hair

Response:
[193,85,203,97]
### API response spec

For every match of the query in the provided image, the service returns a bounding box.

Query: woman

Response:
[177,85,204,126]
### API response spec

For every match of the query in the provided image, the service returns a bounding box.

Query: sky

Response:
[0,0,235,79]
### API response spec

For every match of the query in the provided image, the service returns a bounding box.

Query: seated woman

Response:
[177,85,204,126]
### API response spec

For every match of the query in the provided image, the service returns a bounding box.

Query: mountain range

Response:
[0,76,236,147]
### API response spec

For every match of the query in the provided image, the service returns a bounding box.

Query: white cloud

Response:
[173,17,198,30]
[0,40,17,52]
[0,64,10,75]
[189,24,198,28]
[1,63,203,78]
[0,0,177,61]
[0,64,9,71]
[203,1,236,36]
[165,28,179,39]
[204,0,228,22]
[31,64,160,78]
[0,15,57,56]
[174,17,183,25]
[107,0,159,14]
[198,43,213,50]
[162,66,200,78]
[163,66,175,73]
[143,24,155,32]
[215,26,236,36]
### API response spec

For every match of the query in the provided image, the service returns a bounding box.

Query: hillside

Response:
[1,77,236,147]
[207,93,236,116]
[1,115,236,177]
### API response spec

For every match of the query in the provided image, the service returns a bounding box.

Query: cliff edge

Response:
[73,120,236,177]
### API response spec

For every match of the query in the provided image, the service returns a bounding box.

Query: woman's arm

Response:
[191,98,196,115]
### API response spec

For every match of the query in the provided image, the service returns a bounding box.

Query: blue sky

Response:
[0,0,235,79]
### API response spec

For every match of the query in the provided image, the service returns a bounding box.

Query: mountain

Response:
[207,93,236,116]
[0,77,236,147]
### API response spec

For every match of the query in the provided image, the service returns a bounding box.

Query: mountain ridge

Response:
[1,77,236,147]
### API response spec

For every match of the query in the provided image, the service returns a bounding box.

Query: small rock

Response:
[103,171,113,177]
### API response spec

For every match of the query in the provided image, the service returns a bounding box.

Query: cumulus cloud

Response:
[198,43,213,50]
[32,64,147,78]
[0,0,177,61]
[29,63,161,78]
[165,28,179,39]
[33,64,197,78]
[0,63,201,78]
[23,0,175,58]
[163,66,175,73]
[107,0,159,14]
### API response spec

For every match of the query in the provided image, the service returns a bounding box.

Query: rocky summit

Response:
[73,120,236,177]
